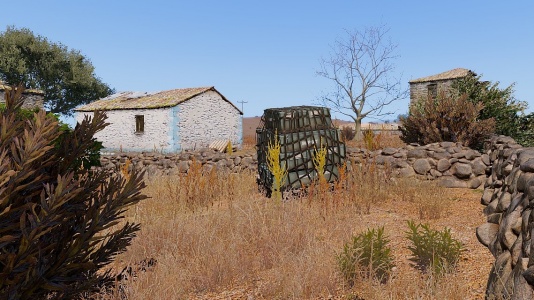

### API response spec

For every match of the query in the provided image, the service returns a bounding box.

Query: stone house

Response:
[409,68,475,105]
[75,86,243,153]
[0,82,45,109]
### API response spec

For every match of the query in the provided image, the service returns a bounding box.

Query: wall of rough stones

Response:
[98,141,492,189]
[476,136,534,299]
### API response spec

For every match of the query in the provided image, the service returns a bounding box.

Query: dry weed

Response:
[91,160,487,299]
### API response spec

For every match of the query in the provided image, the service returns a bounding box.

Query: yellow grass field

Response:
[92,158,494,300]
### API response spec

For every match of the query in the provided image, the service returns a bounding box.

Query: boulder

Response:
[477,223,499,247]
[413,158,431,175]
[452,163,472,179]
[437,158,451,172]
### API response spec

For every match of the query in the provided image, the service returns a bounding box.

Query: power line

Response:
[237,100,248,114]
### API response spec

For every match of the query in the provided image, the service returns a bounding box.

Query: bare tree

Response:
[317,25,407,140]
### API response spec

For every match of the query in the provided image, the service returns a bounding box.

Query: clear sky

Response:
[1,0,533,123]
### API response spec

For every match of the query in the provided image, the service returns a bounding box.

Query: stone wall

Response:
[409,79,454,105]
[346,141,490,189]
[98,141,491,189]
[476,136,534,299]
[0,90,45,110]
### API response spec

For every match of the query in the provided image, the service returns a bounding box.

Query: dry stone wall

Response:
[476,136,534,299]
[346,141,490,189]
[97,141,491,189]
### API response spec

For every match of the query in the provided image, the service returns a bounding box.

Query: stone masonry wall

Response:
[409,79,454,106]
[0,90,44,110]
[476,136,534,299]
[97,141,491,189]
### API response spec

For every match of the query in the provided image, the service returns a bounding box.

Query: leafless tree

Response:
[317,25,408,140]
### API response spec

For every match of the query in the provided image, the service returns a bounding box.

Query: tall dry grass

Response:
[92,159,482,300]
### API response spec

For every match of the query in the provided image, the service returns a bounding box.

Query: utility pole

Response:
[237,100,248,114]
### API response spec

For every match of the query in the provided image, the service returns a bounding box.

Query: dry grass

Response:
[346,132,406,149]
[92,160,491,300]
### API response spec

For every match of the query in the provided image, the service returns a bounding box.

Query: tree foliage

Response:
[317,25,408,140]
[451,74,530,142]
[0,26,113,115]
[0,86,146,299]
[399,91,495,148]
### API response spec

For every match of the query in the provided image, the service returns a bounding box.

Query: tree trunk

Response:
[354,120,363,141]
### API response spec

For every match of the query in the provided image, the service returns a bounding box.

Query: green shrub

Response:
[400,91,495,149]
[337,227,395,285]
[405,220,463,275]
[0,86,147,299]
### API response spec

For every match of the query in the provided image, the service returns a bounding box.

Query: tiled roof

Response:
[75,86,242,114]
[409,68,475,83]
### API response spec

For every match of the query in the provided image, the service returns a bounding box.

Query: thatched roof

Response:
[409,68,476,84]
[0,81,44,94]
[75,86,242,114]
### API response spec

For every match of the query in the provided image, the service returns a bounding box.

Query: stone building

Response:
[409,68,475,105]
[0,82,45,109]
[75,86,243,153]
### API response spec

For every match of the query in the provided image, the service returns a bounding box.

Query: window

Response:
[135,115,144,133]
[427,83,437,99]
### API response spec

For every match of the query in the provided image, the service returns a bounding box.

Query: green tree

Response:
[451,75,534,146]
[0,26,113,115]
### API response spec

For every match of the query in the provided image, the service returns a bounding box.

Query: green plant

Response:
[451,74,530,144]
[337,227,395,286]
[400,91,495,149]
[0,86,147,299]
[226,140,233,155]
[405,221,463,275]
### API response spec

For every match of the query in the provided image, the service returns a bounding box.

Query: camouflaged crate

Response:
[256,106,346,193]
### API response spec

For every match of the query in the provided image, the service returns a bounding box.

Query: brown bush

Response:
[400,91,495,148]
[0,86,147,299]
[340,125,356,141]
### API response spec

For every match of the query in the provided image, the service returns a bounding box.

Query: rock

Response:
[396,166,415,178]
[177,161,190,173]
[468,176,484,189]
[524,266,534,286]
[407,149,427,159]
[477,223,499,247]
[382,147,397,156]
[393,159,409,169]
[241,157,254,168]
[413,159,431,175]
[520,158,534,173]
[452,163,472,179]
[234,156,242,165]
[440,141,456,148]
[472,159,487,176]
[487,213,502,224]
[438,176,467,188]
[481,153,491,165]
[496,192,512,212]
[430,169,442,178]
[465,149,480,160]
[437,158,451,172]
[432,151,452,160]
[481,188,495,205]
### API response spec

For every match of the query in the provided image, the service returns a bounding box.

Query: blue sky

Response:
[2,1,533,123]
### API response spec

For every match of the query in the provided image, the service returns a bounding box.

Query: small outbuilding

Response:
[0,82,45,110]
[409,68,475,105]
[75,86,243,153]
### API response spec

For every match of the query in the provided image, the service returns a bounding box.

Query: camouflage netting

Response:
[256,106,346,193]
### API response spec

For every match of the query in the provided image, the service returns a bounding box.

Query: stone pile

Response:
[346,141,491,189]
[477,136,534,299]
